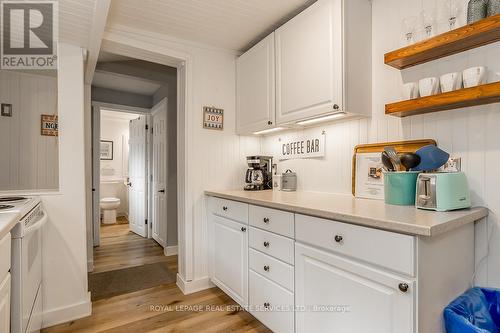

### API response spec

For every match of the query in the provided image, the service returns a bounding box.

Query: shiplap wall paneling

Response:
[0,70,58,191]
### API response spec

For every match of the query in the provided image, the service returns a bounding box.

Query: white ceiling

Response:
[92,71,162,96]
[106,0,316,52]
[59,0,97,49]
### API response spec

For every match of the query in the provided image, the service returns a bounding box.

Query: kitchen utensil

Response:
[281,169,297,191]
[463,66,487,88]
[402,82,419,100]
[416,172,471,211]
[419,77,440,97]
[384,171,420,205]
[400,153,421,170]
[467,0,488,23]
[384,147,401,171]
[381,151,396,171]
[413,145,450,171]
[440,72,463,92]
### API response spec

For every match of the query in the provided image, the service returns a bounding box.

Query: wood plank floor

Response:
[93,218,176,273]
[42,218,270,332]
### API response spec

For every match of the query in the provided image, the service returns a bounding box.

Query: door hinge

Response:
[145,124,149,130]
[145,219,148,225]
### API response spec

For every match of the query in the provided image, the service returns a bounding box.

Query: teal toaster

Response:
[416,172,471,211]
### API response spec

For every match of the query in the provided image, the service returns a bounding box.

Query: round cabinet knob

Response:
[222,206,228,211]
[263,241,270,248]
[333,104,340,110]
[263,302,270,309]
[334,235,343,243]
[241,227,246,232]
[263,217,270,223]
[398,283,409,293]
[263,265,270,272]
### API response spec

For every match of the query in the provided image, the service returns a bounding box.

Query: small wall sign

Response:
[41,114,58,136]
[203,106,224,130]
[279,133,326,160]
[1,103,12,117]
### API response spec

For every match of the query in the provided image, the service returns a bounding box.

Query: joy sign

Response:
[203,106,224,130]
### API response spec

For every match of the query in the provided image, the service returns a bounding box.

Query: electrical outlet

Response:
[1,103,12,117]
[442,157,462,172]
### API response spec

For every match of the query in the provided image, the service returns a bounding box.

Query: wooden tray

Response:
[352,139,436,196]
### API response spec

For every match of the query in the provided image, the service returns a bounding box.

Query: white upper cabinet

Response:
[236,33,276,135]
[236,0,371,134]
[275,0,343,124]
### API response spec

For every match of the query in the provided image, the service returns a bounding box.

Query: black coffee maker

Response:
[244,156,273,191]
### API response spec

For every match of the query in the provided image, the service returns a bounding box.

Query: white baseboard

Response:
[164,245,178,256]
[42,292,92,328]
[176,274,215,295]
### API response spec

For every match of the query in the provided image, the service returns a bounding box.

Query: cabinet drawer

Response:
[249,205,294,237]
[295,214,415,276]
[0,233,11,282]
[249,270,294,333]
[249,248,294,292]
[208,197,248,224]
[249,227,294,265]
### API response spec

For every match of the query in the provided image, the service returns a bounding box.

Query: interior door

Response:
[295,242,415,333]
[128,116,148,237]
[152,100,168,247]
[91,106,100,246]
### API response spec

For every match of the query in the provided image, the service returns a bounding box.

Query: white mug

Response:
[463,66,487,88]
[402,82,419,100]
[440,72,462,93]
[419,77,439,97]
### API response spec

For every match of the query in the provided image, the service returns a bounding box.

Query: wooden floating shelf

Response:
[385,14,500,69]
[385,81,500,117]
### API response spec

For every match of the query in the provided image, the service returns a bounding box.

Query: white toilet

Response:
[100,197,121,224]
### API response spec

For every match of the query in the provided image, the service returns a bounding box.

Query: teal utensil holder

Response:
[383,171,420,206]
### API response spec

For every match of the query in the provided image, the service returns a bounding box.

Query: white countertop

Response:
[205,190,488,237]
[0,212,19,240]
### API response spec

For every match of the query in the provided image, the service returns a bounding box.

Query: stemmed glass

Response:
[402,16,418,45]
[445,0,461,30]
[420,9,436,38]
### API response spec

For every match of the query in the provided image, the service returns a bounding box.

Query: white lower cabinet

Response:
[0,273,10,333]
[209,214,248,307]
[295,243,414,333]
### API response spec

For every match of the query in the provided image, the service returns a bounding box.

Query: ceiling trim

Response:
[85,0,112,84]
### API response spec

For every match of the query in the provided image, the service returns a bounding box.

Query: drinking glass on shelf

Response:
[445,0,462,30]
[402,16,418,45]
[420,8,436,38]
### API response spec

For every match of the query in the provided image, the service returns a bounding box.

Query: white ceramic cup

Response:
[440,72,463,93]
[402,82,419,100]
[463,66,487,88]
[418,77,439,97]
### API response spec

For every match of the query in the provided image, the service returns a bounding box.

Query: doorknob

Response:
[158,189,166,193]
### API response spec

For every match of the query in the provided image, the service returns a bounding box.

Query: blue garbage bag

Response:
[444,287,500,333]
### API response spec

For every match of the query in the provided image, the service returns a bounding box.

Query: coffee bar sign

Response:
[279,134,325,160]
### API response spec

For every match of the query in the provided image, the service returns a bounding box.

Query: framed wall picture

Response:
[100,140,114,160]
[203,106,224,130]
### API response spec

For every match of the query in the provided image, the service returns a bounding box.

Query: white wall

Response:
[41,43,91,327]
[262,0,500,287]
[0,70,59,191]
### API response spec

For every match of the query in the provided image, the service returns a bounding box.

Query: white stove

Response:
[0,196,45,333]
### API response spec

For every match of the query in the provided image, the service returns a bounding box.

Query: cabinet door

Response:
[209,215,248,307]
[236,33,275,134]
[295,243,415,333]
[275,0,343,124]
[0,274,10,333]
